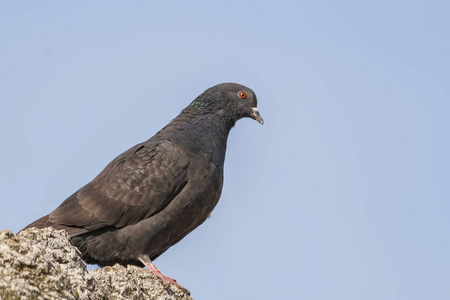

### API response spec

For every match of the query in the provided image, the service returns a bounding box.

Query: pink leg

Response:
[138,255,190,295]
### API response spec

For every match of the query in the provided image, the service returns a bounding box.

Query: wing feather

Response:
[48,139,189,237]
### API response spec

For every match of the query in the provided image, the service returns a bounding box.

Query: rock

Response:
[0,227,193,300]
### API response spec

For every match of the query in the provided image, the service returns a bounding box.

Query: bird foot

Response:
[138,256,190,295]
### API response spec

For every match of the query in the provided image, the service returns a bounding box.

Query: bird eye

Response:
[239,91,247,99]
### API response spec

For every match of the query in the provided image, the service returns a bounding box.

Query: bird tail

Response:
[22,214,51,231]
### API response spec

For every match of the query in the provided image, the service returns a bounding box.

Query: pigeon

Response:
[24,82,263,293]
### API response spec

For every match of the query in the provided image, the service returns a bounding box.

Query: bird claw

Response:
[159,274,190,295]
[138,256,190,295]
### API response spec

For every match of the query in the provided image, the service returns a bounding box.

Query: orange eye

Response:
[239,91,247,99]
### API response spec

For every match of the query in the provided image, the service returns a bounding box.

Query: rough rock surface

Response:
[0,227,193,300]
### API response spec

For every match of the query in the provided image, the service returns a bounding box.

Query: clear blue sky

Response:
[1,1,449,299]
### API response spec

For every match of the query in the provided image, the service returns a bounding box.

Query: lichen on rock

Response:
[0,227,193,300]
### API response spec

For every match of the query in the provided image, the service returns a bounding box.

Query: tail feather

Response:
[23,214,51,230]
[22,214,90,237]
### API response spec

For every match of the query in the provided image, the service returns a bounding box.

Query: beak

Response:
[250,107,264,125]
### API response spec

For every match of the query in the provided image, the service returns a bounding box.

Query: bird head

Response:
[190,83,264,125]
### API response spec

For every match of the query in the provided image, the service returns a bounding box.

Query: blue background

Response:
[1,1,449,299]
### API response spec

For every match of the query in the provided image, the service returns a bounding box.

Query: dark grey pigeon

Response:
[24,82,263,293]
